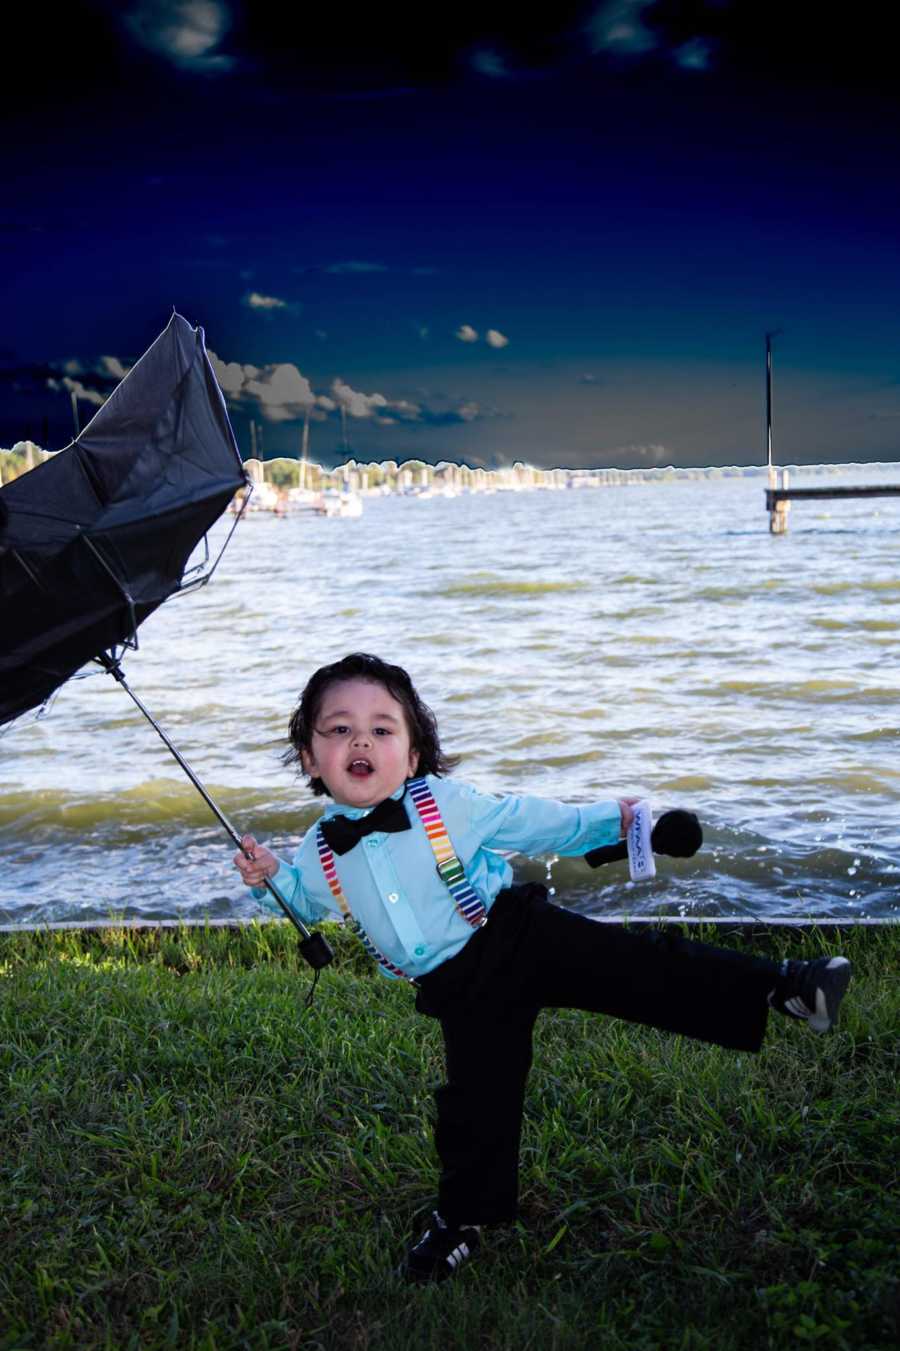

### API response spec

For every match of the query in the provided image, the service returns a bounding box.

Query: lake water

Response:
[2,467,899,928]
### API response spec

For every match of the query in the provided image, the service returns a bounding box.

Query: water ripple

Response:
[3,471,900,923]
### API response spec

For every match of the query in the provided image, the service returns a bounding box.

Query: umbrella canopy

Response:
[0,313,246,725]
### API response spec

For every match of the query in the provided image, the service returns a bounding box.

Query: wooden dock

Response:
[766,484,900,505]
[762,332,900,532]
[766,470,900,533]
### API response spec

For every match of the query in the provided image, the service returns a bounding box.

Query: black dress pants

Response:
[414,883,780,1227]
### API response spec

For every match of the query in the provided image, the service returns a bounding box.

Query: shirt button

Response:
[414,945,426,956]
[387,892,399,903]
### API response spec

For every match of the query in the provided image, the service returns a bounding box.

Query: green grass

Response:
[1,922,897,1350]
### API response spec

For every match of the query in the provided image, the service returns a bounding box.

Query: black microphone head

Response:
[650,809,702,858]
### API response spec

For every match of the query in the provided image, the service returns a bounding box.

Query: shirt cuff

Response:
[251,860,296,904]
[581,800,624,851]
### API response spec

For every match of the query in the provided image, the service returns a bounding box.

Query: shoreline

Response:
[1,914,896,935]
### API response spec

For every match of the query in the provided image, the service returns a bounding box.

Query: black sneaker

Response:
[404,1211,481,1283]
[769,956,852,1032]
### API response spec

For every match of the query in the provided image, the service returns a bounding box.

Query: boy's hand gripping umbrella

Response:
[0,312,332,971]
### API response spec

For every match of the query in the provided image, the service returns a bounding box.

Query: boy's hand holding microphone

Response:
[597,800,704,880]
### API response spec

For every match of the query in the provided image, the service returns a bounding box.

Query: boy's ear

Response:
[408,747,420,776]
[300,746,318,777]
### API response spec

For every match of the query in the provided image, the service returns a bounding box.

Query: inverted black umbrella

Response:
[0,312,332,971]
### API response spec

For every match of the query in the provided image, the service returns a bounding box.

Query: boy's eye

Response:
[318,724,394,737]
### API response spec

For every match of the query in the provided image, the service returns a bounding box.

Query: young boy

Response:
[234,652,852,1283]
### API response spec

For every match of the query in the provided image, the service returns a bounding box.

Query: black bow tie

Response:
[320,793,411,855]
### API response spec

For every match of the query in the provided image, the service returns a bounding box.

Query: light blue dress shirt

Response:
[253,774,622,980]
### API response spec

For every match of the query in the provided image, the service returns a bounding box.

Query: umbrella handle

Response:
[98,654,334,970]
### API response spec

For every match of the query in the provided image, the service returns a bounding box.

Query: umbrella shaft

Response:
[113,667,243,842]
[101,658,316,944]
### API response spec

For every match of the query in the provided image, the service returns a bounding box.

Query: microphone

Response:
[584,808,703,869]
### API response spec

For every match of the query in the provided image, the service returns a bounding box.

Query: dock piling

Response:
[768,465,790,534]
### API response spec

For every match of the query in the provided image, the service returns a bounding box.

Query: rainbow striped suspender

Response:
[315,776,487,980]
[406,777,488,930]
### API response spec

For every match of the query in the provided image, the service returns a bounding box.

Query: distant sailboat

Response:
[288,408,319,509]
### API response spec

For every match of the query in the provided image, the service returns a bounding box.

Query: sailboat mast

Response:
[300,407,310,490]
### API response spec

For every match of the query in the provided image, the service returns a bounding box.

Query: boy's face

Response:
[301,677,420,808]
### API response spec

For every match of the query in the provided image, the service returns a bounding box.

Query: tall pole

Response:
[766,329,788,534]
[765,328,782,468]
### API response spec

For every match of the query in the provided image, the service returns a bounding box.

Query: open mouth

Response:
[347,758,374,777]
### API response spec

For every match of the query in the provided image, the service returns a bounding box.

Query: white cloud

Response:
[485,329,509,348]
[472,48,509,78]
[586,3,714,72]
[208,355,247,397]
[331,378,390,419]
[245,291,288,311]
[124,1,234,73]
[100,355,130,379]
[245,366,316,421]
[391,399,422,421]
[205,348,490,431]
[674,38,713,70]
[456,324,479,343]
[56,377,105,407]
[586,1,657,55]
[324,261,388,274]
[207,350,316,422]
[326,382,426,423]
[45,354,132,406]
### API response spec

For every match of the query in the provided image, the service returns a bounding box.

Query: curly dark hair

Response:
[284,652,459,796]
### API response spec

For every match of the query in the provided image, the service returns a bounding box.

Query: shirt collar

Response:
[321,779,409,820]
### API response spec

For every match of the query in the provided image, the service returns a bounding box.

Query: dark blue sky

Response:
[4,2,900,468]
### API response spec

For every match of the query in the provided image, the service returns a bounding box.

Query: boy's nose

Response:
[351,729,372,746]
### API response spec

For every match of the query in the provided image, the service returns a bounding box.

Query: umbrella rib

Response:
[0,506,98,527]
[81,536,139,650]
[175,483,253,592]
[8,548,49,592]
